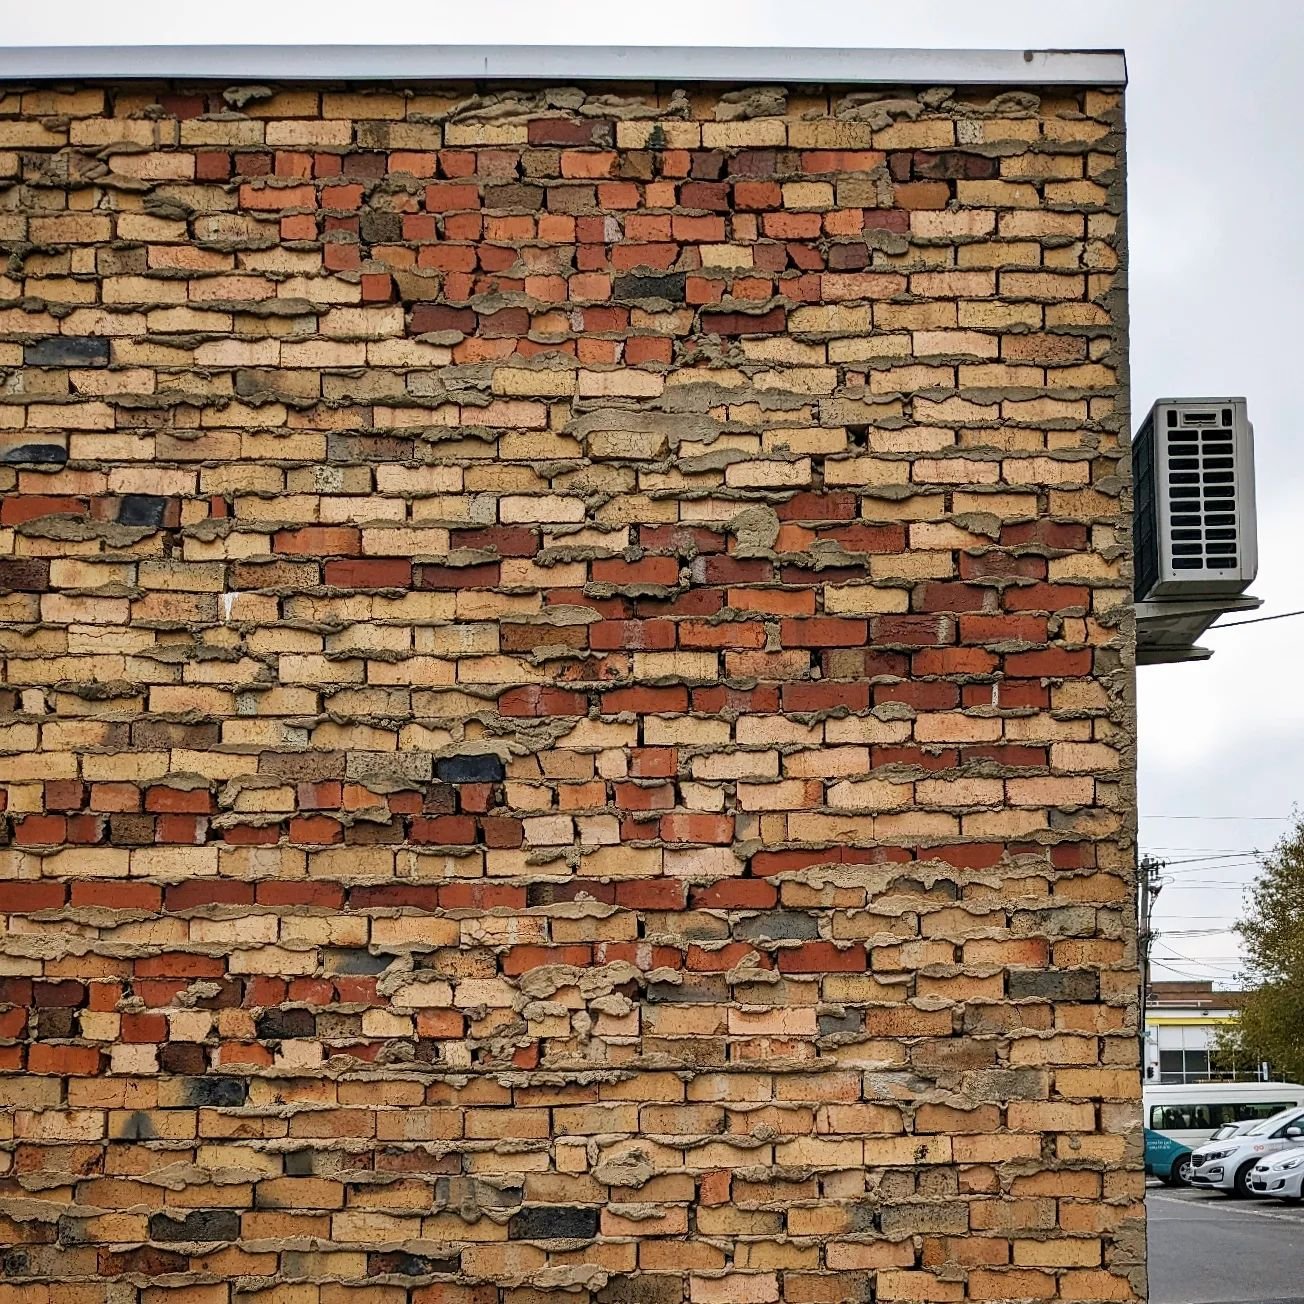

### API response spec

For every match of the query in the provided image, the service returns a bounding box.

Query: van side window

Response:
[1149,1101,1295,1130]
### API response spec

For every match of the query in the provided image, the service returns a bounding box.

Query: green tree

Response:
[1218,814,1304,1081]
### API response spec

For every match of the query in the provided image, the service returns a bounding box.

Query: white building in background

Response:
[1145,980,1266,1083]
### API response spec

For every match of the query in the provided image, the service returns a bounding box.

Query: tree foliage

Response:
[1217,815,1304,1081]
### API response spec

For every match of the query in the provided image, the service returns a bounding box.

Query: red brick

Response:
[914,582,991,614]
[958,614,1048,643]
[438,884,527,910]
[959,551,1047,581]
[1003,583,1091,612]
[410,816,477,844]
[289,815,343,844]
[687,943,768,972]
[120,1012,168,1042]
[629,748,676,778]
[28,1044,101,1075]
[659,813,734,843]
[502,946,592,975]
[590,619,675,651]
[614,880,689,911]
[324,558,412,588]
[0,495,88,526]
[780,617,868,648]
[145,787,213,814]
[14,815,66,846]
[274,526,362,556]
[912,648,998,676]
[691,880,778,910]
[71,882,161,911]
[679,621,765,649]
[777,942,868,973]
[44,780,86,811]
[135,954,225,979]
[614,783,675,812]
[257,882,346,908]
[0,882,65,912]
[782,682,870,712]
[874,682,960,710]
[591,557,680,587]
[415,561,501,589]
[424,183,481,211]
[700,306,787,335]
[240,182,316,209]
[479,818,524,850]
[1003,648,1092,677]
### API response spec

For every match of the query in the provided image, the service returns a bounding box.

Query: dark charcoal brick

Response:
[98,1247,189,1276]
[183,1077,248,1108]
[1007,970,1099,1001]
[360,211,402,243]
[158,1044,207,1075]
[25,337,110,367]
[435,754,505,784]
[35,1009,75,1038]
[733,911,819,941]
[255,1008,316,1040]
[598,1276,686,1304]
[116,495,173,527]
[647,977,729,1004]
[0,559,50,591]
[284,1150,316,1176]
[435,1176,523,1210]
[323,947,391,975]
[509,1206,599,1241]
[368,1251,461,1276]
[613,273,686,303]
[819,1010,863,1036]
[0,443,68,465]
[148,1210,239,1242]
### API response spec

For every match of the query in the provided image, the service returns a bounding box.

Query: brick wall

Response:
[0,77,1143,1304]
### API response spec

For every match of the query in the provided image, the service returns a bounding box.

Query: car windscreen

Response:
[1244,1107,1304,1137]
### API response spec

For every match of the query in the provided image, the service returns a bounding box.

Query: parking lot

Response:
[1148,1184,1304,1304]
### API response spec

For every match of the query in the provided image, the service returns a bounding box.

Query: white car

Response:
[1189,1106,1304,1196]
[1249,1145,1304,1201]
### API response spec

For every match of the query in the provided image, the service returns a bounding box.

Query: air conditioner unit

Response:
[1133,397,1258,601]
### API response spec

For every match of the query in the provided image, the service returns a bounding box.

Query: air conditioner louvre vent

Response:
[1132,397,1257,601]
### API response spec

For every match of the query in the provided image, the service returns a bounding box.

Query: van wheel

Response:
[1233,1160,1257,1198]
[1171,1155,1192,1186]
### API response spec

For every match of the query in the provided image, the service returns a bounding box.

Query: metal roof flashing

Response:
[0,45,1127,86]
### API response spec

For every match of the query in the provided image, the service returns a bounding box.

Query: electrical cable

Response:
[1141,815,1292,821]
[1213,608,1304,630]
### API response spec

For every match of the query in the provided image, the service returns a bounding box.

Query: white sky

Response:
[11,0,1304,985]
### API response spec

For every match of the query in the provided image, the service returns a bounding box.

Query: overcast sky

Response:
[11,1,1303,985]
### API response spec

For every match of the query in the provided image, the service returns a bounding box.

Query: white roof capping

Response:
[0,45,1127,87]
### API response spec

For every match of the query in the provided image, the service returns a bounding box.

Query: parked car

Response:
[1145,1127,1193,1185]
[1189,1105,1304,1196]
[1144,1082,1304,1148]
[1249,1145,1304,1201]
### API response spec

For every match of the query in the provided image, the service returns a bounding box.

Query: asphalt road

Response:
[1148,1185,1304,1304]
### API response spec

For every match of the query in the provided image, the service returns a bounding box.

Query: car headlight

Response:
[1280,1157,1304,1170]
[1201,1149,1231,1162]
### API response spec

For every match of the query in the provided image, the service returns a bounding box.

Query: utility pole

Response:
[1138,854,1165,1079]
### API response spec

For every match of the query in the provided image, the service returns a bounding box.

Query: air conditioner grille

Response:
[1164,407,1240,571]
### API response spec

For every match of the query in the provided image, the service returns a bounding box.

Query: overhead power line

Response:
[1141,814,1292,822]
[1214,608,1304,630]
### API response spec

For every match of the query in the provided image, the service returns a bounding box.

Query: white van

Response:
[1144,1082,1304,1148]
